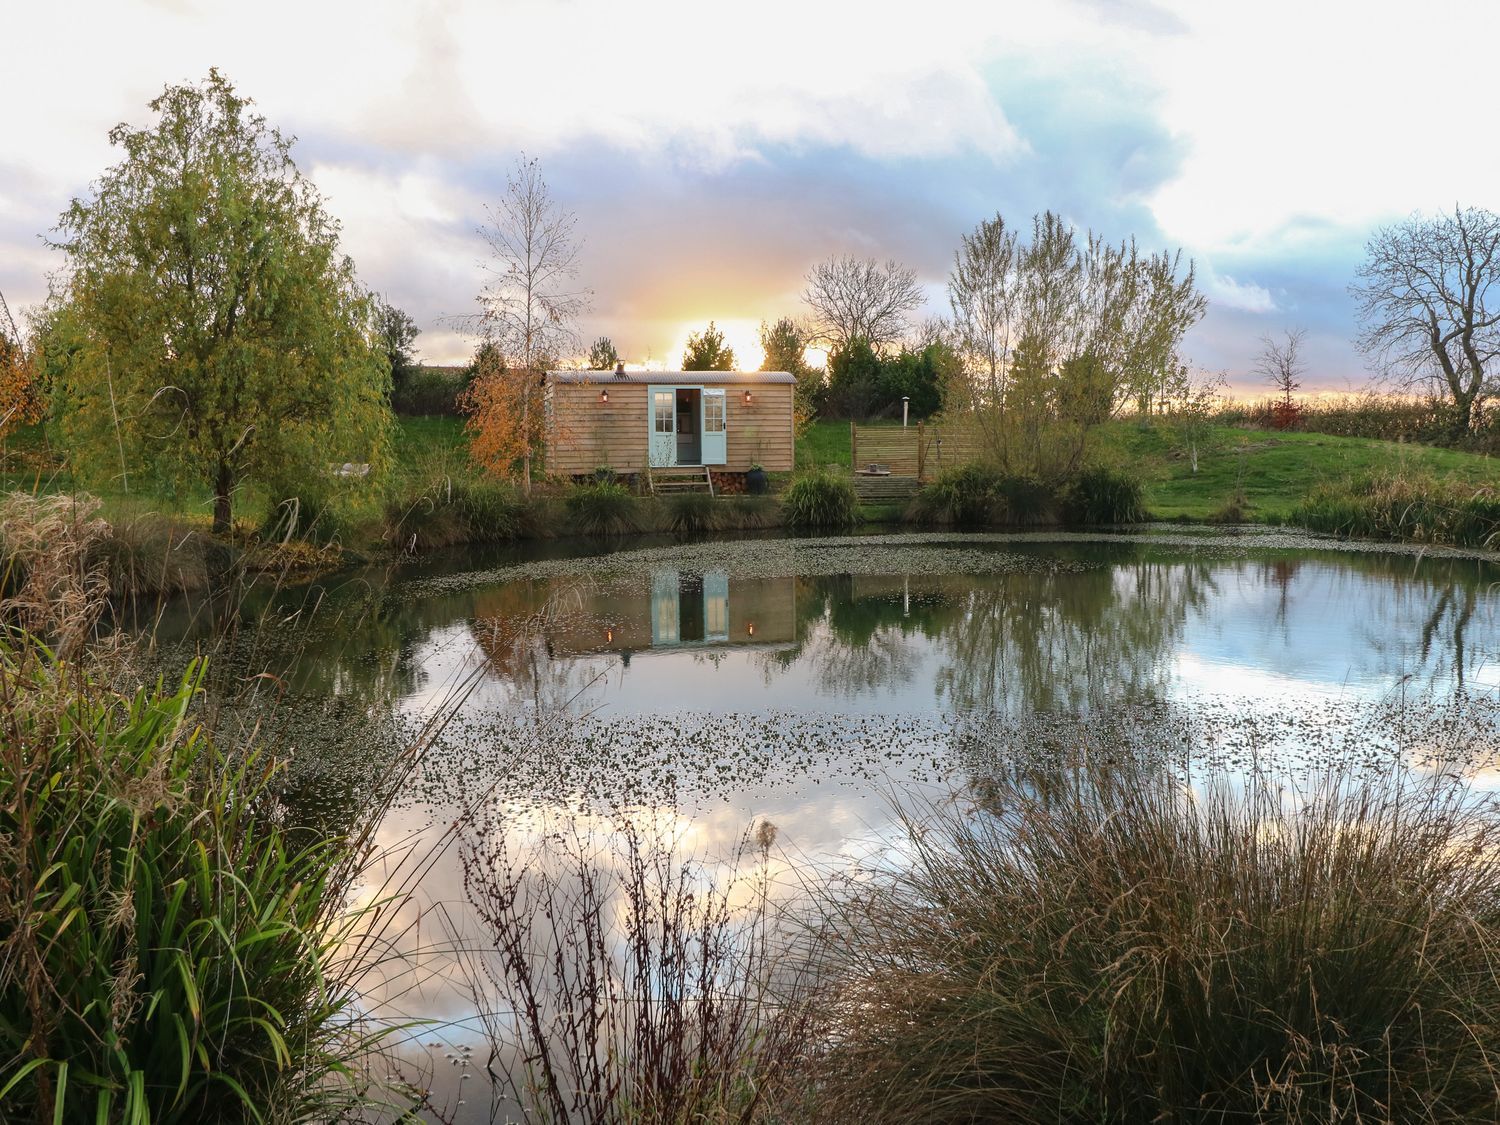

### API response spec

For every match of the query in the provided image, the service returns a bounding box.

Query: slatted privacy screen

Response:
[850,422,987,482]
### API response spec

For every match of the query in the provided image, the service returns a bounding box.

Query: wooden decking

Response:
[851,474,921,504]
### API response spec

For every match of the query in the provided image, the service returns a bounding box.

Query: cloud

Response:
[1203,270,1276,315]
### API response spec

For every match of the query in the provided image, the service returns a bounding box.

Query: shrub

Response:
[1293,471,1500,548]
[781,471,859,530]
[1062,466,1147,524]
[563,481,641,536]
[912,465,1064,527]
[911,463,1004,526]
[814,761,1500,1124]
[0,645,383,1122]
[664,491,721,534]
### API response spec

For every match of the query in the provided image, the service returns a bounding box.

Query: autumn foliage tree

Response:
[49,70,390,533]
[463,157,588,492]
[0,292,43,440]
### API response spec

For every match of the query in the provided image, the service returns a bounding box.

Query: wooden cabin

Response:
[544,367,796,483]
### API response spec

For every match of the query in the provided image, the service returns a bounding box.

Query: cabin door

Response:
[701,388,727,465]
[648,386,676,466]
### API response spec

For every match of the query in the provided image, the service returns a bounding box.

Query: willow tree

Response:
[50,70,390,533]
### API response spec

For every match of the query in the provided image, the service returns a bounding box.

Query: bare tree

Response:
[1255,327,1306,408]
[1352,206,1500,437]
[802,255,924,353]
[472,156,590,491]
[948,214,1019,403]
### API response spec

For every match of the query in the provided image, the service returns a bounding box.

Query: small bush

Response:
[664,491,721,534]
[1062,466,1147,524]
[815,762,1500,1124]
[1293,471,1500,548]
[912,463,1006,527]
[564,481,642,536]
[781,471,859,530]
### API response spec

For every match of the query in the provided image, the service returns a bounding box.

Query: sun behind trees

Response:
[45,70,391,534]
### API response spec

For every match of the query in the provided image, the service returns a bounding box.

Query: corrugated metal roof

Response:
[548,369,796,385]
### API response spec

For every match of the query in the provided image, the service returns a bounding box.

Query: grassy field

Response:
[803,418,1500,523]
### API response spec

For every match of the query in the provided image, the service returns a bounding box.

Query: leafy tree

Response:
[682,321,735,371]
[1352,206,1500,438]
[760,316,822,425]
[587,337,620,369]
[759,317,808,377]
[0,292,43,439]
[49,70,390,533]
[942,210,1205,481]
[879,341,959,420]
[823,339,884,418]
[375,299,421,398]
[466,157,587,491]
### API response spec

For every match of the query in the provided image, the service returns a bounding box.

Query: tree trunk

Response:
[213,463,233,536]
[1453,393,1475,441]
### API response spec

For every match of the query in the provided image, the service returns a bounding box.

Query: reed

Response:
[1293,469,1500,548]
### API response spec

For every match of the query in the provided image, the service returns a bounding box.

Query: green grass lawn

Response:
[1101,423,1500,521]
[798,416,1500,523]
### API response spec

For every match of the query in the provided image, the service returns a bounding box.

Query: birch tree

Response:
[464,156,589,491]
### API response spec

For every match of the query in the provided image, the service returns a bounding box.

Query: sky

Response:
[5,0,1500,392]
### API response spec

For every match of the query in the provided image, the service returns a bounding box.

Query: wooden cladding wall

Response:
[850,422,986,482]
[545,381,794,475]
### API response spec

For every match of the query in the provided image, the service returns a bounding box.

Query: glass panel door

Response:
[649,386,676,467]
[701,388,727,465]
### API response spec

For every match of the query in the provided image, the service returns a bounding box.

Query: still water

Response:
[151,529,1500,1120]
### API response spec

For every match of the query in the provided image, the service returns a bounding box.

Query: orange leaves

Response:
[460,358,547,483]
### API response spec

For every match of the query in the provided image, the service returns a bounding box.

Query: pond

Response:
[148,528,1500,1120]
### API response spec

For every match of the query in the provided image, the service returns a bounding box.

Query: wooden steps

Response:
[852,474,921,504]
[648,465,715,496]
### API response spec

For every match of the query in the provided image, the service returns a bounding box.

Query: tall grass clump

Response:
[911,463,1006,526]
[813,762,1500,1124]
[1293,470,1500,548]
[781,471,858,530]
[459,812,814,1124]
[1061,465,1146,524]
[384,477,529,554]
[0,641,387,1123]
[563,481,642,536]
[664,490,722,534]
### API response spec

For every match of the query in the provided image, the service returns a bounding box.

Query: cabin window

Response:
[653,390,674,434]
[704,392,725,434]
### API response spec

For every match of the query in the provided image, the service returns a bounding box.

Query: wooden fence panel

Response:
[849,421,988,482]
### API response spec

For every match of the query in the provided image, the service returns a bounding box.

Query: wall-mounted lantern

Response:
[599,388,609,404]
[746,622,756,637]
[742,389,753,406]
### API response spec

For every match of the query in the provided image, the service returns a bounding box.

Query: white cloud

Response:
[1203,269,1275,314]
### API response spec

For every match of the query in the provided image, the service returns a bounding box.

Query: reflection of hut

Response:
[544,368,796,484]
[549,573,797,656]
